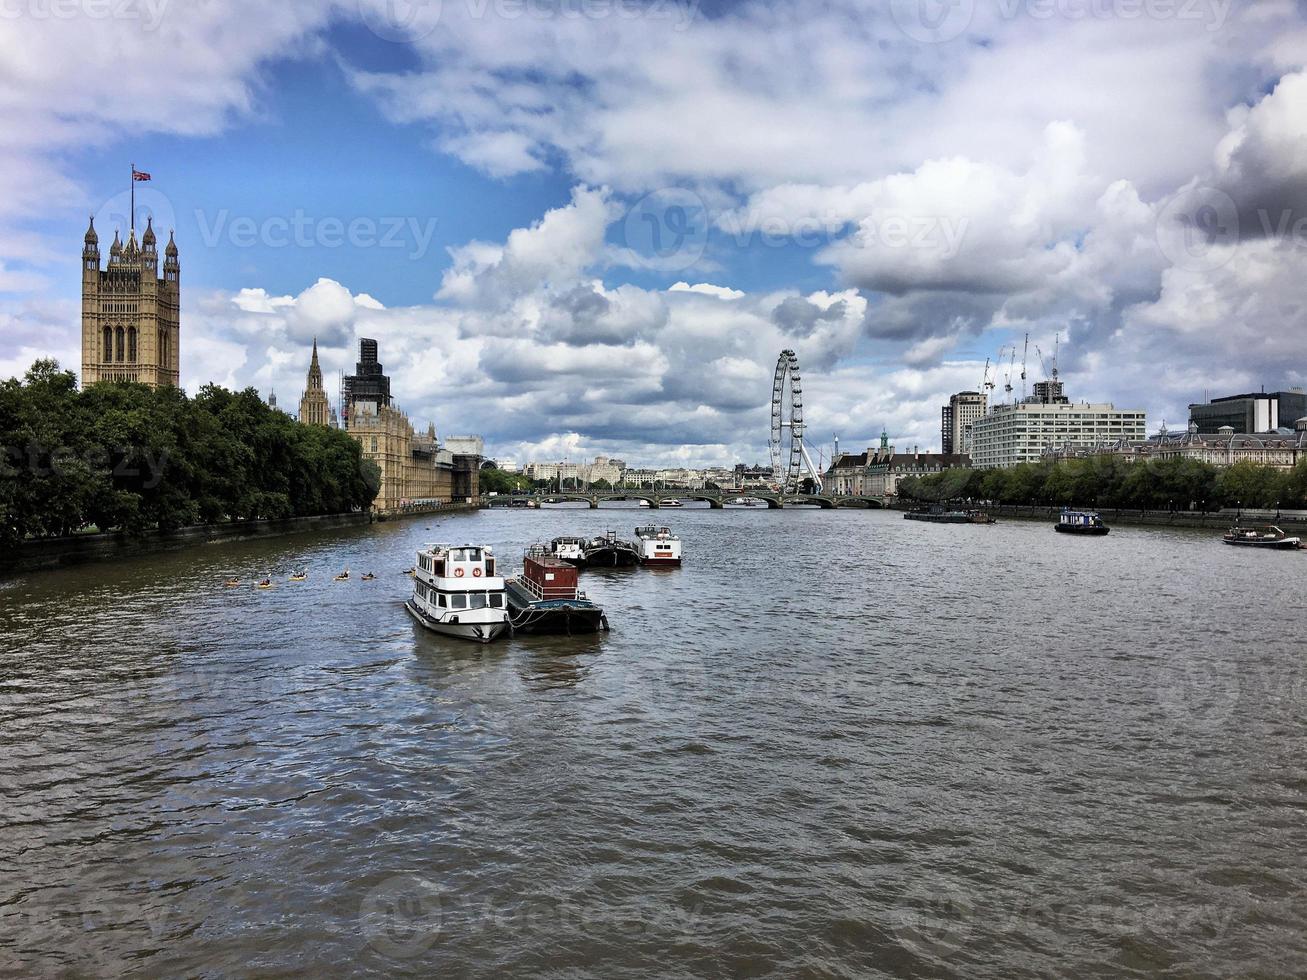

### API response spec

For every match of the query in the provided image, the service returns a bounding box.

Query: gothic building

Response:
[302,338,481,515]
[298,338,332,426]
[80,216,180,387]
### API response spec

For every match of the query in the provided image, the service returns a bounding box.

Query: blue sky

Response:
[3,0,1306,465]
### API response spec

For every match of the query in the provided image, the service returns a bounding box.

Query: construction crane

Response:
[980,357,995,397]
[1002,345,1017,403]
[1020,333,1030,400]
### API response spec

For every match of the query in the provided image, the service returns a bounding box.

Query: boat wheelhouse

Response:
[505,550,608,634]
[1055,510,1110,535]
[634,525,682,566]
[406,544,509,643]
[549,536,587,565]
[1222,525,1302,549]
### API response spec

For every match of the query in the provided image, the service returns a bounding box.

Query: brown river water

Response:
[2,504,1306,977]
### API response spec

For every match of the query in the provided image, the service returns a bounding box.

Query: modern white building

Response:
[970,400,1147,469]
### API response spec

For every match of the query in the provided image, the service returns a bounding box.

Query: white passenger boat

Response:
[634,525,682,566]
[406,544,509,643]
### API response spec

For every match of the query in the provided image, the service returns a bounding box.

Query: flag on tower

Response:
[133,169,151,181]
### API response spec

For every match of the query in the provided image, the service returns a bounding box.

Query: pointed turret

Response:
[142,216,156,248]
[298,338,331,427]
[84,215,98,246]
[165,229,177,257]
[110,229,122,255]
[307,337,323,388]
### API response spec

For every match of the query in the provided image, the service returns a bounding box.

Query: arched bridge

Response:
[484,490,886,510]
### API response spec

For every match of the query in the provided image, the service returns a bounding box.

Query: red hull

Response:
[641,557,682,566]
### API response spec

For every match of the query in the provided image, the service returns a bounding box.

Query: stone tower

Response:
[81,216,180,387]
[298,338,332,426]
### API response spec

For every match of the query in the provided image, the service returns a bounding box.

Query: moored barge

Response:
[1222,525,1302,549]
[506,551,608,634]
[904,507,995,525]
[634,525,682,566]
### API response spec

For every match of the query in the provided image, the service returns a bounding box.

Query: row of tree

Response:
[1,360,381,547]
[897,455,1307,511]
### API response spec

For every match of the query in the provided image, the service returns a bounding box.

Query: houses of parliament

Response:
[80,215,180,387]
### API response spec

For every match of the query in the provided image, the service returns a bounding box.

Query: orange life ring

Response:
[473,568,482,577]
[454,567,465,577]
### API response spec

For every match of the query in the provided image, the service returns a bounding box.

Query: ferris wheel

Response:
[769,349,824,493]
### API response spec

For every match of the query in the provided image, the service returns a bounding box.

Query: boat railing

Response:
[517,575,579,601]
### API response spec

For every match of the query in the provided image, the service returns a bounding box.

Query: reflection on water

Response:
[3,506,1307,976]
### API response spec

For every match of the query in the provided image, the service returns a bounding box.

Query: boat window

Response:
[449,548,464,561]
[450,594,468,609]
[468,593,487,609]
[466,548,482,561]
[489,594,504,608]
[437,593,447,608]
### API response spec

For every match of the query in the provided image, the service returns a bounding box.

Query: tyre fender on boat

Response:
[455,568,465,577]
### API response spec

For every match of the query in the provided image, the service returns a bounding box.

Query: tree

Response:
[0,361,379,540]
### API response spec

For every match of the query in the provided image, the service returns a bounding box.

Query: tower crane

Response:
[1002,345,1016,403]
[980,357,995,397]
[1020,333,1030,400]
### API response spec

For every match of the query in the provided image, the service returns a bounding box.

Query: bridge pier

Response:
[589,497,599,509]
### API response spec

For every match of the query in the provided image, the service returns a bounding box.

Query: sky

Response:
[2,0,1307,468]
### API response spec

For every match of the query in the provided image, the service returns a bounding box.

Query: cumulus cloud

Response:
[6,0,1307,464]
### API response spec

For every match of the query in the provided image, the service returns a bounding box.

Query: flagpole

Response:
[130,162,135,236]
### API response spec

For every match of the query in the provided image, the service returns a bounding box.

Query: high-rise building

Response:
[80,215,180,387]
[1188,390,1307,434]
[970,400,1147,469]
[941,390,987,454]
[298,338,332,426]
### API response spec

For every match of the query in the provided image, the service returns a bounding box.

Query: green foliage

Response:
[0,362,379,546]
[479,466,531,494]
[900,454,1295,511]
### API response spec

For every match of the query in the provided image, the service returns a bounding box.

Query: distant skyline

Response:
[3,1,1307,466]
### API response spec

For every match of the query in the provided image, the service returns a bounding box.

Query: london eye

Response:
[769,349,824,493]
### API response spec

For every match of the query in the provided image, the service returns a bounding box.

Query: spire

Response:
[165,229,178,257]
[109,229,123,257]
[306,337,324,389]
[84,215,98,245]
[142,215,156,247]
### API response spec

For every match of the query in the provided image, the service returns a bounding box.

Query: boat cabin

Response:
[417,544,497,580]
[520,554,581,601]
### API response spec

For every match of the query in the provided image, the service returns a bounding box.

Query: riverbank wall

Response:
[2,512,374,577]
[892,500,1307,530]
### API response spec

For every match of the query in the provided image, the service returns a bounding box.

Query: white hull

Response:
[406,598,508,643]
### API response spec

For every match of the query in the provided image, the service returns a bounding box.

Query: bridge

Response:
[483,490,886,510]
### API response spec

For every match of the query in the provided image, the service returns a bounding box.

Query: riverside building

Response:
[80,216,180,387]
[1188,389,1307,434]
[941,391,987,454]
[969,395,1146,469]
[302,338,481,515]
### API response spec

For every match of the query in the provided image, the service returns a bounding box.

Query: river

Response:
[2,505,1305,977]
